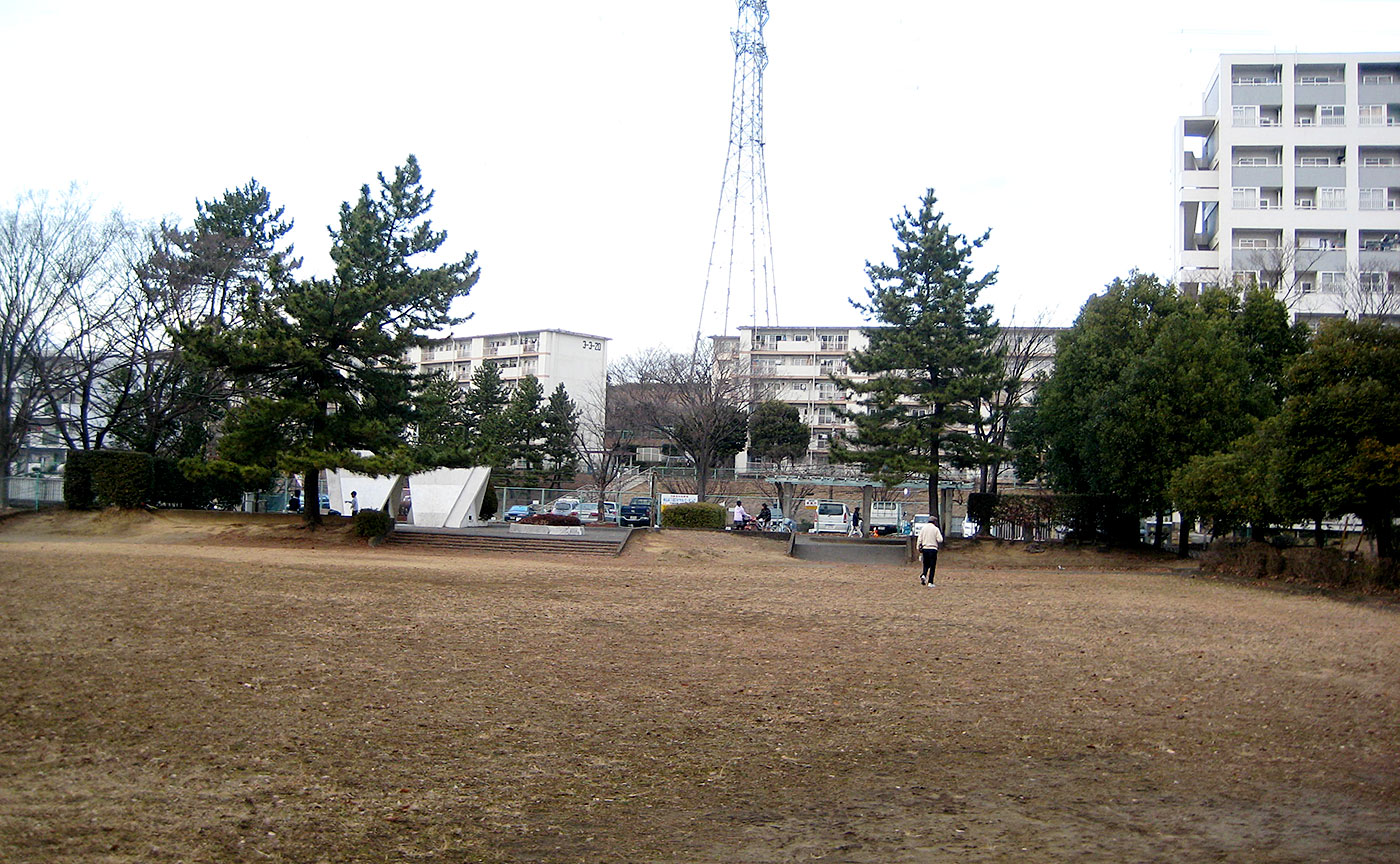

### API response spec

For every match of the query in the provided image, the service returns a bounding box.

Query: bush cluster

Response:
[64,450,154,510]
[660,502,725,529]
[352,509,394,539]
[966,492,998,529]
[518,514,582,527]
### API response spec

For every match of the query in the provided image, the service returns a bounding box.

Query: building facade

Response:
[407,329,609,447]
[715,324,1060,478]
[1174,52,1400,326]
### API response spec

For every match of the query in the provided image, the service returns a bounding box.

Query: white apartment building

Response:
[715,324,1060,476]
[1175,52,1400,326]
[408,329,609,446]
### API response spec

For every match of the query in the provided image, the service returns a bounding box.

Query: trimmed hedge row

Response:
[64,450,153,510]
[64,450,259,511]
[660,502,725,529]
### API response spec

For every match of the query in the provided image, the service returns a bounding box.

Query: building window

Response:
[1235,236,1274,249]
[1363,73,1396,85]
[1360,272,1386,292]
[1360,105,1388,126]
[1361,188,1388,210]
[1298,156,1334,166]
[1317,272,1347,293]
[1232,187,1259,209]
[1319,105,1345,126]
[1319,188,1346,210]
[1232,105,1259,127]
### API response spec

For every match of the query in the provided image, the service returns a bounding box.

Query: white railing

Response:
[3,476,64,507]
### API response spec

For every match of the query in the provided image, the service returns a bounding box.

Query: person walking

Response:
[850,506,863,538]
[349,490,359,515]
[917,517,944,587]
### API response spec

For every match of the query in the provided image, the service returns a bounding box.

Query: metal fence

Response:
[3,476,65,509]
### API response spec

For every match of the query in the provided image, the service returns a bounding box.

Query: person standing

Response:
[731,500,748,530]
[917,518,944,587]
[349,490,359,515]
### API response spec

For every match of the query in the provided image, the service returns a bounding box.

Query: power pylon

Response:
[695,0,779,353]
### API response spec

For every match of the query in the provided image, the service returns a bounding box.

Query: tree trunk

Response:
[1154,509,1165,549]
[1177,514,1191,559]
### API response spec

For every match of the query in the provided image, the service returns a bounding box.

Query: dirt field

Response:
[1,510,1396,863]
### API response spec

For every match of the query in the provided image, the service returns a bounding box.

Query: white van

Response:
[812,500,851,534]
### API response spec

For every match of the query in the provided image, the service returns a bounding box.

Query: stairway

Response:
[380,528,632,556]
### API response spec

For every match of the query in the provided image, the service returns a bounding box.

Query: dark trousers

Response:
[920,548,939,580]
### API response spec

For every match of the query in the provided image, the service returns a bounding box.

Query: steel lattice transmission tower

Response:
[696,0,779,352]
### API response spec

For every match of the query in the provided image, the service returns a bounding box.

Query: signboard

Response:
[659,493,698,510]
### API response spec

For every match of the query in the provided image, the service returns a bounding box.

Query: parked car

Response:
[577,502,602,523]
[503,505,532,522]
[551,498,581,518]
[601,501,618,523]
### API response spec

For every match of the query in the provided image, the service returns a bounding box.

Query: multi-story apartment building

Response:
[407,329,609,447]
[1175,52,1400,326]
[715,324,1060,477]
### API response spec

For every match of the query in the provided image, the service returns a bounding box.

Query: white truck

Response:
[867,500,905,536]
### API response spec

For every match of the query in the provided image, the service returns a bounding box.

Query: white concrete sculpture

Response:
[404,466,492,528]
[323,469,404,516]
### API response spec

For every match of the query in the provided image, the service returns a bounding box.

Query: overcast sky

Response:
[5,1,1400,358]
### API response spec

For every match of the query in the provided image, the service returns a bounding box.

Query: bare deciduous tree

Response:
[0,189,127,503]
[610,344,748,503]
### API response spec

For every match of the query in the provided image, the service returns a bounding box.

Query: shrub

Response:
[661,502,725,529]
[480,483,498,520]
[352,509,394,539]
[65,449,153,510]
[63,450,98,510]
[518,514,582,526]
[966,492,998,529]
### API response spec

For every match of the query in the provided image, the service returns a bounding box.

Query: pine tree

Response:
[831,188,1001,518]
[541,383,580,486]
[177,155,479,525]
[462,361,510,468]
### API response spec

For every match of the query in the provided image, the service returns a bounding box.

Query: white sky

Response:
[5,1,1400,358]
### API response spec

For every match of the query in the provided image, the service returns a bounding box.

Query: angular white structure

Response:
[1174,52,1400,326]
[407,467,493,528]
[323,469,402,516]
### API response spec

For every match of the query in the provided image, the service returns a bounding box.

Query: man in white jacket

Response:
[917,518,944,587]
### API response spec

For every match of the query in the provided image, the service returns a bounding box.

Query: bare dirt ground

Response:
[0,510,1396,863]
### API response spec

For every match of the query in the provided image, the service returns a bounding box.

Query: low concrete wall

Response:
[789,534,914,565]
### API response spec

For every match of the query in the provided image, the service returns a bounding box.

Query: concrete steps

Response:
[380,529,630,556]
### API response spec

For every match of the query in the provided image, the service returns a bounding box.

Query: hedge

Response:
[660,502,725,529]
[64,449,153,510]
[966,492,998,529]
[518,513,582,526]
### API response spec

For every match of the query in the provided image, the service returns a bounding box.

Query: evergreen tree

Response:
[830,188,1001,517]
[1033,275,1303,545]
[177,156,479,525]
[462,361,511,468]
[412,370,471,462]
[505,374,546,473]
[747,400,810,466]
[541,383,580,486]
